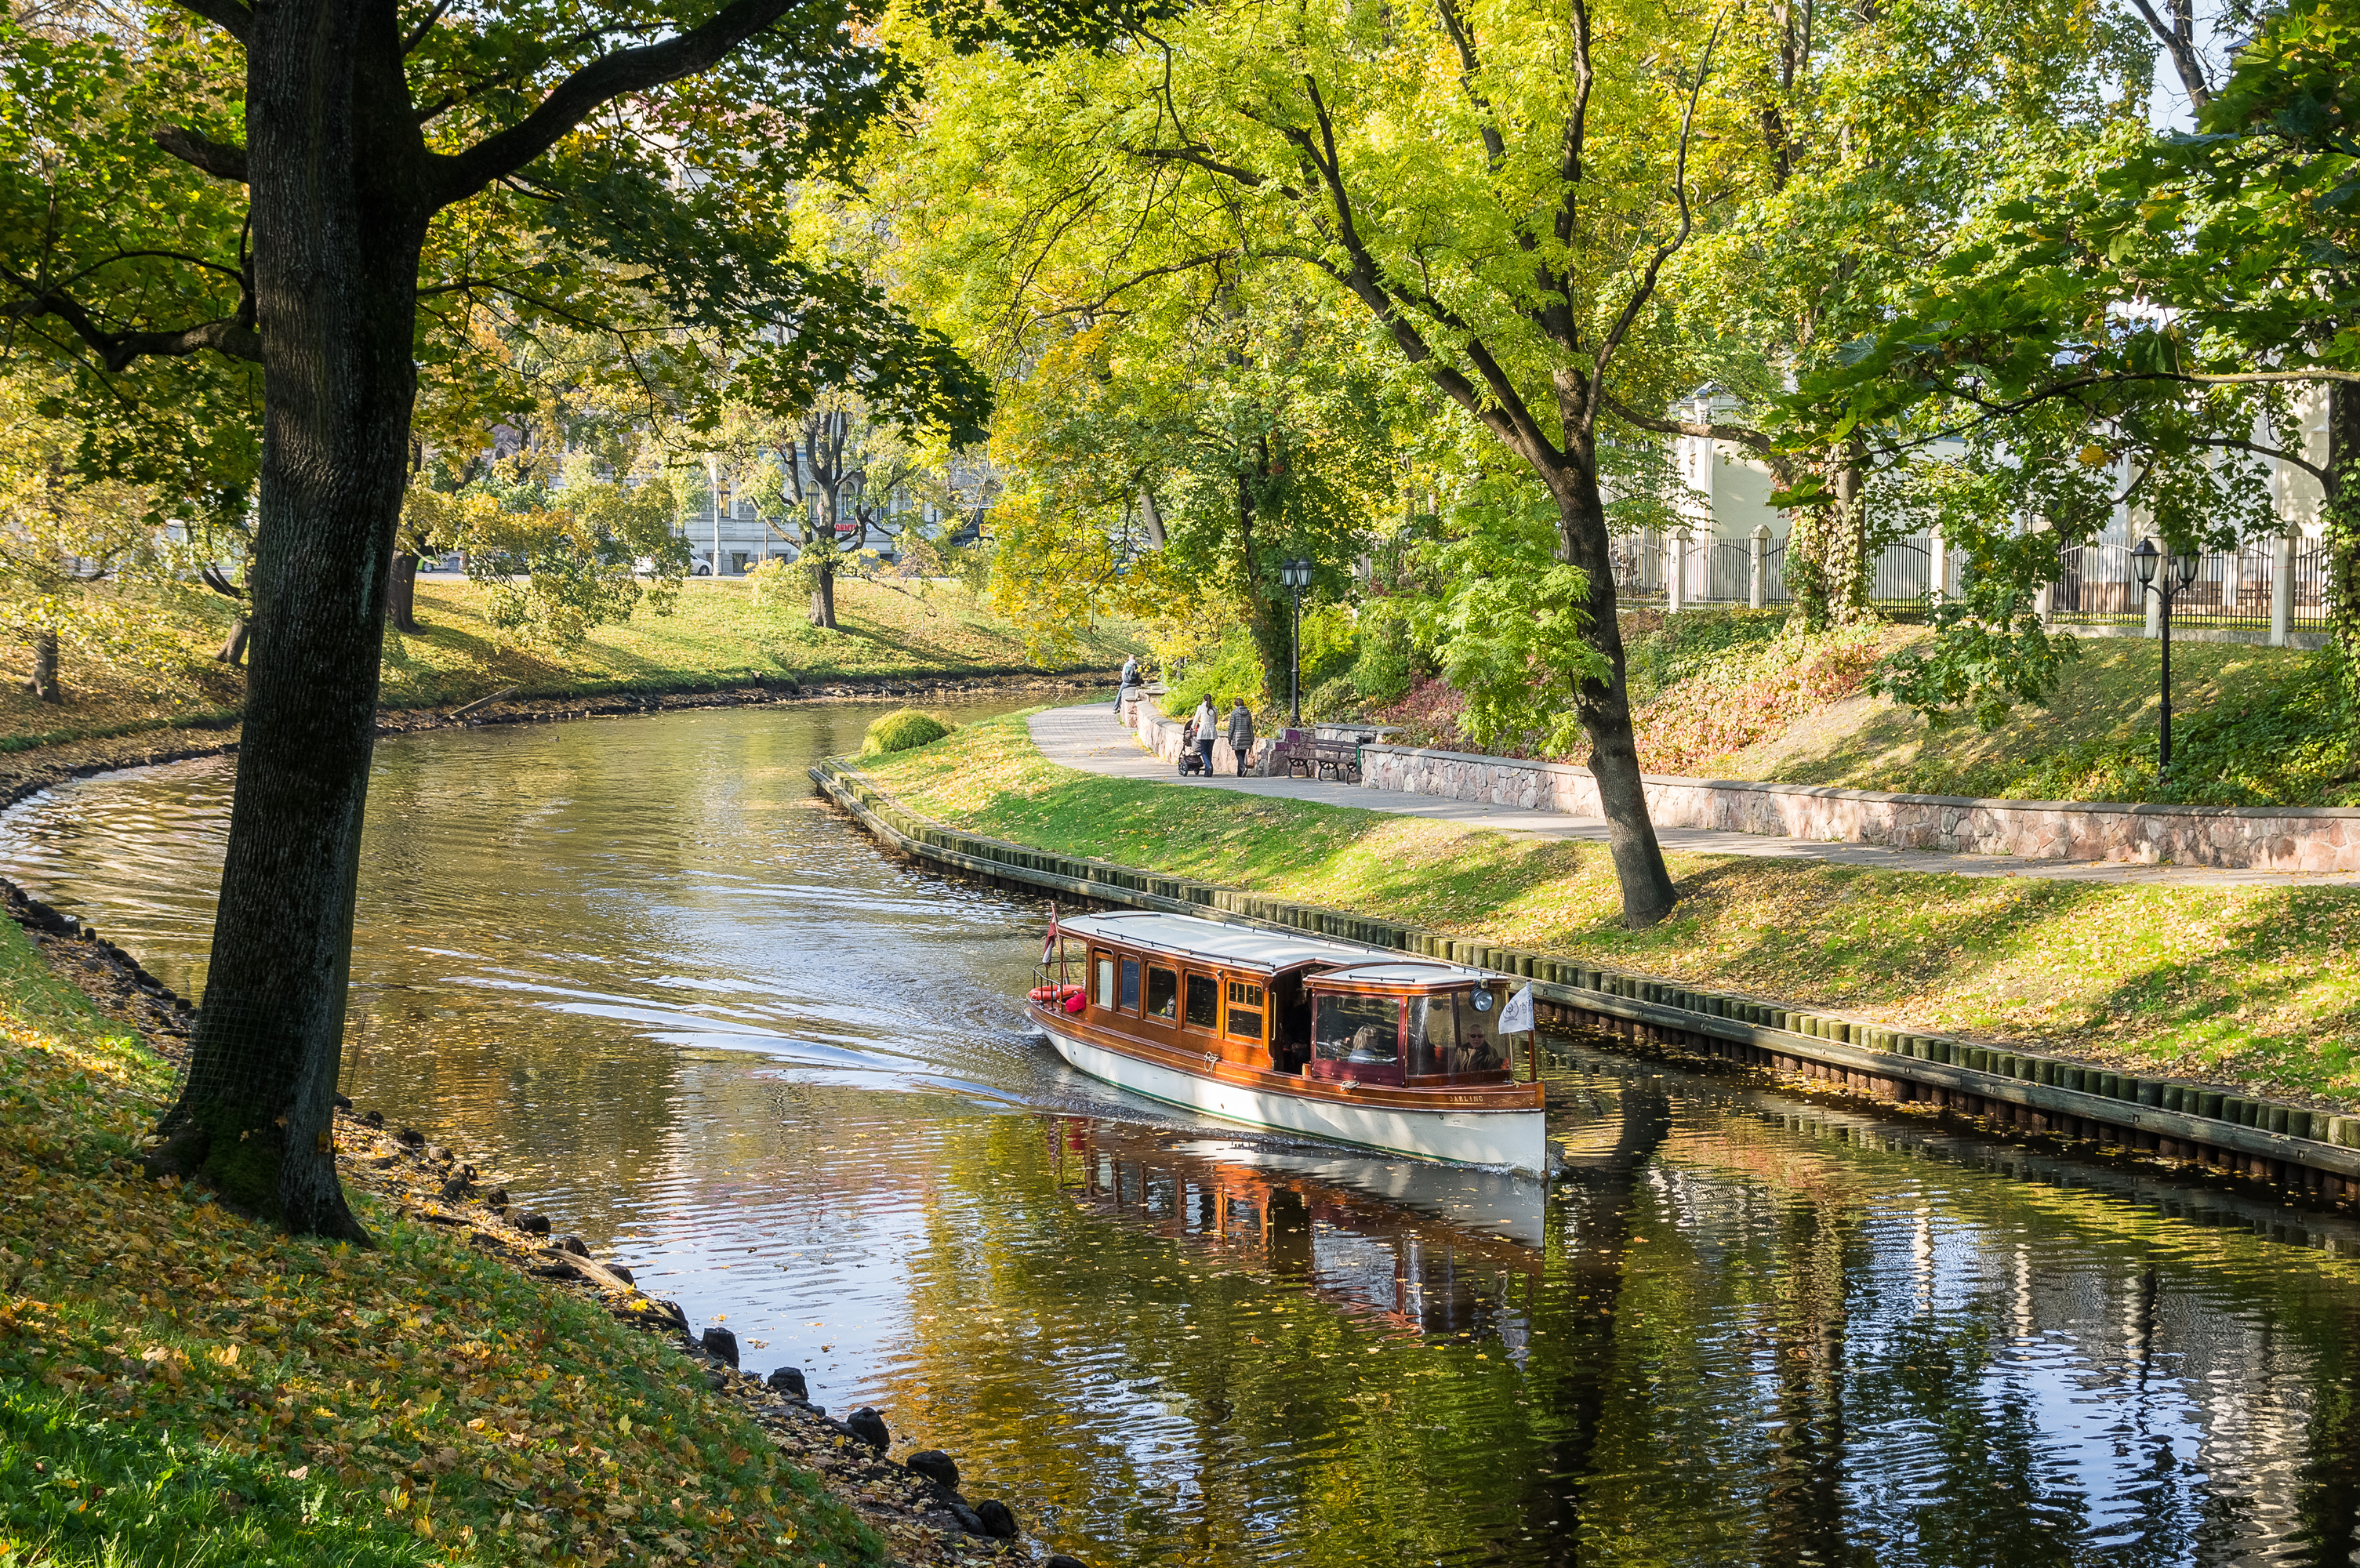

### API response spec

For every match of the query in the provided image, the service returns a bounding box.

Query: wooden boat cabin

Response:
[1037,911,1535,1091]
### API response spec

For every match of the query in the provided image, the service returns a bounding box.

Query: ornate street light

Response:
[2131,535,2203,772]
[1278,557,1315,725]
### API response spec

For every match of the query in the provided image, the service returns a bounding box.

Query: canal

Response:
[7,700,2360,1566]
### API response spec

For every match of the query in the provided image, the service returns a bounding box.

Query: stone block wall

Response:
[1124,697,1276,776]
[1357,744,2360,873]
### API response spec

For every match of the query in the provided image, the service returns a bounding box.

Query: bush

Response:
[1160,626,1268,717]
[862,708,955,755]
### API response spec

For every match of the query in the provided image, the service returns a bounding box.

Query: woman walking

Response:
[1226,697,1255,775]
[1192,695,1217,776]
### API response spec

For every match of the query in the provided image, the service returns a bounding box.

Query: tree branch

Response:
[151,125,249,183]
[164,0,249,43]
[1588,21,1719,405]
[427,0,805,209]
[2126,0,2210,110]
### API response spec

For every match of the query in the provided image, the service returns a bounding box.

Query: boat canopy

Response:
[1055,911,1377,975]
[1308,960,1492,990]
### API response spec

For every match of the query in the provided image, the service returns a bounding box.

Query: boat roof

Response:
[1312,960,1495,989]
[1057,911,1384,971]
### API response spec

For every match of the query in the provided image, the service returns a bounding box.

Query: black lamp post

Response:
[1279,557,1314,724]
[2131,535,2202,772]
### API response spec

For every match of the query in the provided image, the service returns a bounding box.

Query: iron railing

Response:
[2048,541,2333,632]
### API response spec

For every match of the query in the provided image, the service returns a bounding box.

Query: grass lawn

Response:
[0,577,1137,754]
[0,916,881,1567]
[1734,633,2356,807]
[862,712,2360,1108]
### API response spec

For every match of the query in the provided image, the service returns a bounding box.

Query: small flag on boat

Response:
[1499,982,1534,1036]
[1041,901,1059,964]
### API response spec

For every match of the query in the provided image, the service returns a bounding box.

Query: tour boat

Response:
[1026,910,1549,1174]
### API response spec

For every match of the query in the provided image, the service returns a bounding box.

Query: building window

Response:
[730,552,750,575]
[1225,979,1264,1041]
[1146,966,1178,1022]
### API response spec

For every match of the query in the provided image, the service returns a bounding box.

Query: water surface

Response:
[10,703,2360,1566]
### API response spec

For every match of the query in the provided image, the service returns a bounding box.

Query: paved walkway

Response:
[1029,703,2358,887]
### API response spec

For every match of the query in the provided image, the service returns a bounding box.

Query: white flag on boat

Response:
[1499,982,1534,1036]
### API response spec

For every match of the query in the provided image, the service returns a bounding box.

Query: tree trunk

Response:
[24,630,60,704]
[387,551,420,632]
[809,558,838,629]
[1549,448,1679,927]
[215,618,251,666]
[2327,380,2360,688]
[147,0,428,1242]
[1786,441,1871,630]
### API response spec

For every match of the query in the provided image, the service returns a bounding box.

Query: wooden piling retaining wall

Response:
[811,758,2360,1202]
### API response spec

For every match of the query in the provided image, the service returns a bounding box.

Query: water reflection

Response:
[6,706,2360,1563]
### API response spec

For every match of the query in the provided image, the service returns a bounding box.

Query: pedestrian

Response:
[1113,652,1138,714]
[1226,696,1255,775]
[1192,694,1217,776]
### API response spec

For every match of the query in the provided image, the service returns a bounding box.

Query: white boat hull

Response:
[1041,1019,1549,1175]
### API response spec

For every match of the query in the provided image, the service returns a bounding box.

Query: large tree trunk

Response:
[147,0,427,1242]
[1549,448,1679,927]
[387,550,420,632]
[24,630,60,704]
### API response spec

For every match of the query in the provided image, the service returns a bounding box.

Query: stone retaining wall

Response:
[1358,744,2360,873]
[1124,695,1277,776]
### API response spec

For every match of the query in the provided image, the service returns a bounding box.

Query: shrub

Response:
[862,708,955,755]
[1160,626,1268,717]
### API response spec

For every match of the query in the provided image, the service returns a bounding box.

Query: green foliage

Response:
[1620,608,1788,707]
[1347,598,1418,707]
[1408,479,1607,757]
[862,708,956,754]
[1871,609,2080,731]
[1160,626,1268,718]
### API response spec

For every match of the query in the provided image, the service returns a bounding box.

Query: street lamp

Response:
[1278,557,1315,725]
[2131,535,2202,772]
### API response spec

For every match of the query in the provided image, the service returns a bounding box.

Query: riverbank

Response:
[855,710,2360,1110]
[0,891,1051,1566]
[1371,610,2358,809]
[0,576,1135,764]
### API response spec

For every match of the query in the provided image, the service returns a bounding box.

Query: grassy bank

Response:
[1370,608,2356,808]
[0,577,1136,754]
[0,916,884,1566]
[860,712,2360,1108]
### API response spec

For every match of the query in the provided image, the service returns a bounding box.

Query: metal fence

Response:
[2048,540,2334,633]
[1616,529,2333,631]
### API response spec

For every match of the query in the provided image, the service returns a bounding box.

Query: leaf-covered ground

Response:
[0,577,1136,757]
[1366,608,2356,807]
[0,914,899,1568]
[861,712,2360,1109]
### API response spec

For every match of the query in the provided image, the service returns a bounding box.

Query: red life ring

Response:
[1029,984,1086,1006]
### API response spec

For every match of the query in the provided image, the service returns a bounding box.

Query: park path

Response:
[1027,702,2357,888]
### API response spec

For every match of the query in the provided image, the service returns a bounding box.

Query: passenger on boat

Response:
[1452,1029,1500,1076]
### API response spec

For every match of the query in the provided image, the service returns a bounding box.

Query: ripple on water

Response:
[10,704,2360,1565]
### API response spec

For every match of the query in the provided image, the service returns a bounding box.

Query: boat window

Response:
[1450,989,1505,1076]
[1095,954,1116,1010]
[1146,965,1178,1022]
[1314,994,1400,1063]
[1407,994,1456,1076]
[1184,973,1219,1030]
[1120,956,1141,1012]
[1225,979,1264,1040]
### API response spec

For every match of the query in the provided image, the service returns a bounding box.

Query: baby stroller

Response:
[1177,718,1206,775]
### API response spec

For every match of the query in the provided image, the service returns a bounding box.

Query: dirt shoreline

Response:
[0,668,1113,815]
[0,876,1087,1568]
